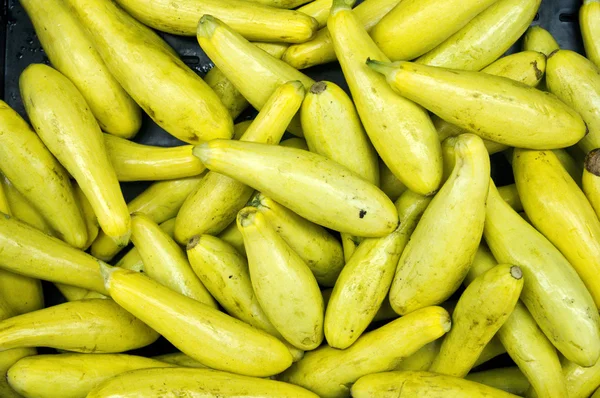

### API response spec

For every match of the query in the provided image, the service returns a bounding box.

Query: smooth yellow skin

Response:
[0,215,109,294]
[0,178,8,216]
[560,355,600,398]
[102,266,292,377]
[466,246,566,398]
[175,81,305,244]
[353,371,519,398]
[0,100,86,248]
[523,26,559,55]
[394,340,441,372]
[0,299,158,353]
[497,184,522,212]
[325,191,431,349]
[299,0,332,28]
[282,0,402,70]
[514,149,600,308]
[7,354,173,398]
[329,2,442,196]
[280,306,450,398]
[116,218,176,273]
[584,149,600,219]
[72,183,99,251]
[416,0,540,70]
[130,214,216,308]
[555,147,584,185]
[206,42,289,120]
[65,0,233,144]
[379,159,407,201]
[321,288,399,324]
[196,16,314,124]
[0,269,43,315]
[115,0,317,43]
[581,0,600,69]
[390,134,490,314]
[372,0,498,61]
[87,367,319,398]
[466,368,530,396]
[434,50,547,147]
[484,180,600,367]
[21,0,140,138]
[232,120,253,140]
[91,175,203,261]
[196,140,398,237]
[216,220,246,256]
[0,175,54,236]
[280,137,309,150]
[430,264,524,377]
[0,347,35,398]
[370,60,585,150]
[301,81,379,185]
[153,352,208,368]
[252,193,344,286]
[104,135,204,182]
[246,0,312,7]
[237,208,323,350]
[20,64,130,242]
[546,50,600,154]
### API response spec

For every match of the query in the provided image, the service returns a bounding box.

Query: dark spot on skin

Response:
[530,60,543,80]
[310,81,327,94]
[585,149,600,177]
[359,210,367,218]
[228,275,233,279]
[472,93,481,98]
[548,49,559,59]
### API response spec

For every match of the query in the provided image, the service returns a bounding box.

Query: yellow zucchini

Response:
[73,182,99,250]
[325,190,430,349]
[0,269,43,315]
[153,352,208,368]
[497,184,522,212]
[237,208,323,350]
[20,64,130,242]
[561,355,600,398]
[65,0,233,144]
[300,0,333,28]
[116,218,175,273]
[174,81,305,244]
[522,26,559,55]
[466,367,530,396]
[0,175,54,236]
[379,159,407,201]
[581,0,600,69]
[546,49,600,154]
[216,220,246,256]
[0,299,158,353]
[101,266,293,377]
[115,0,317,43]
[280,306,450,398]
[416,0,541,70]
[7,354,173,398]
[329,0,443,195]
[245,0,312,8]
[20,0,141,138]
[280,137,309,149]
[0,100,87,248]
[130,213,217,308]
[484,179,600,367]
[0,347,35,398]
[390,134,490,314]
[87,368,319,398]
[371,0,499,61]
[196,140,398,237]
[584,149,600,219]
[514,149,600,308]
[352,371,519,398]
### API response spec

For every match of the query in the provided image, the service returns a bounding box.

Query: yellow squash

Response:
[115,0,317,43]
[65,0,233,144]
[91,175,203,261]
[584,149,600,219]
[560,356,600,398]
[87,368,319,398]
[153,352,208,368]
[195,140,398,237]
[546,49,600,154]
[246,0,312,8]
[175,81,304,244]
[467,246,567,398]
[0,269,43,315]
[216,220,246,256]
[104,134,205,181]
[130,213,217,307]
[329,0,443,195]
[394,340,441,372]
[0,181,8,215]
[522,26,559,55]
[280,137,309,150]
[371,0,498,61]
[251,193,344,287]
[20,64,130,243]
[484,180,600,367]
[497,184,522,212]
[390,134,490,314]
[416,0,541,70]
[325,190,431,349]
[7,354,174,398]
[116,218,175,272]
[73,182,99,250]
[101,266,293,377]
[0,299,158,353]
[466,368,530,396]
[20,0,141,138]
[378,159,407,201]
[280,306,450,398]
[581,0,600,69]
[369,60,585,149]
[352,371,519,398]
[0,100,87,248]
[514,149,600,308]
[299,0,332,28]
[282,0,402,70]
[237,208,323,350]
[0,175,54,236]
[430,264,524,377]
[0,347,35,398]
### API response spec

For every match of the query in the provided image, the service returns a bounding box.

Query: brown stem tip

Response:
[187,235,201,250]
[510,266,523,280]
[310,81,328,95]
[585,149,600,177]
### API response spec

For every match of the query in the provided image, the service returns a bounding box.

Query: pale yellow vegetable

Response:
[0,269,43,315]
[522,26,559,55]
[560,355,600,398]
[116,218,176,273]
[584,149,600,219]
[497,184,522,212]
[245,0,311,8]
[378,159,407,201]
[0,175,54,236]
[299,0,332,28]
[581,0,600,69]
[73,183,99,250]
[466,368,530,396]
[153,352,208,368]
[216,220,246,256]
